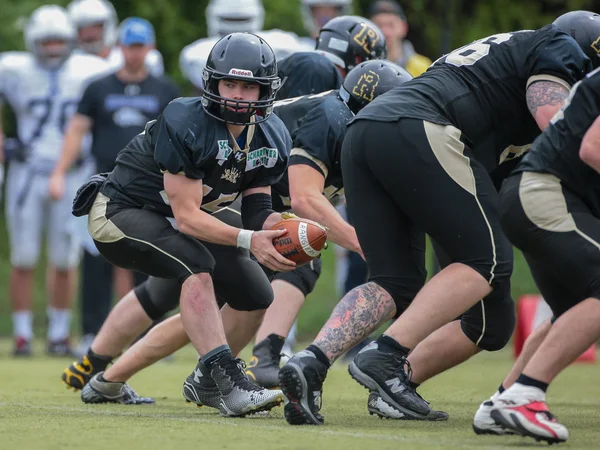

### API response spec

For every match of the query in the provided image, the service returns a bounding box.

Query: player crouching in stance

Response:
[476,67,600,445]
[70,33,297,417]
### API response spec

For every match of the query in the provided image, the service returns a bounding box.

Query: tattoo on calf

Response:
[313,282,396,363]
[526,81,569,117]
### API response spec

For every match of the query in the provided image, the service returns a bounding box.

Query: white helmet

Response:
[25,5,77,69]
[68,0,118,54]
[301,0,352,37]
[206,0,265,38]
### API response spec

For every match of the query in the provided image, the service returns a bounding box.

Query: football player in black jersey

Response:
[72,32,298,416]
[61,60,411,408]
[276,15,386,100]
[277,12,600,425]
[488,66,600,445]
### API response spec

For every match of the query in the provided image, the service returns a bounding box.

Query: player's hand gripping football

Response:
[251,229,297,272]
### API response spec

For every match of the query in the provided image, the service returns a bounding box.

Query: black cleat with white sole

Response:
[81,372,155,405]
[348,342,431,420]
[367,391,448,421]
[210,354,283,417]
[183,359,221,409]
[279,350,328,425]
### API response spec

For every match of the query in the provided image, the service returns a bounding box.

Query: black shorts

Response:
[342,118,513,309]
[500,172,600,316]
[273,257,322,296]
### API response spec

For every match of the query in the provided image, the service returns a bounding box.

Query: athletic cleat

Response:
[62,355,101,390]
[348,342,431,420]
[491,399,568,444]
[473,399,517,435]
[210,355,283,417]
[367,391,449,421]
[182,360,221,409]
[47,338,75,357]
[13,337,32,357]
[245,338,281,389]
[81,372,155,405]
[279,350,328,425]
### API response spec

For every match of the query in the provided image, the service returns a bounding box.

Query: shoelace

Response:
[221,358,263,391]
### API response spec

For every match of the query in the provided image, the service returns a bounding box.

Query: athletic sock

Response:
[376,334,410,358]
[264,333,286,356]
[47,307,72,341]
[201,345,232,372]
[515,374,548,393]
[86,348,113,372]
[12,311,33,340]
[498,383,506,394]
[409,381,420,390]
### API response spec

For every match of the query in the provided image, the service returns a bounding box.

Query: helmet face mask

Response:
[316,15,387,72]
[68,0,118,54]
[201,33,281,126]
[340,59,412,114]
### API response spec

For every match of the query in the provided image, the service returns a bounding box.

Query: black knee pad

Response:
[273,258,322,296]
[461,278,515,351]
[135,277,181,320]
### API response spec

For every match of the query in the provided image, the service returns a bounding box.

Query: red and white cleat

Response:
[491,398,568,444]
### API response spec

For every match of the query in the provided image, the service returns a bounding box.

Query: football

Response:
[270,218,328,266]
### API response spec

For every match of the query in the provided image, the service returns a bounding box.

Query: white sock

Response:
[47,307,72,341]
[13,311,33,340]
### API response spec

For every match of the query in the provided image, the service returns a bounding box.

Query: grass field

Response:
[0,340,598,450]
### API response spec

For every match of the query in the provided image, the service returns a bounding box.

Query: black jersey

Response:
[271,90,353,211]
[516,67,600,215]
[354,25,591,172]
[101,97,291,216]
[276,51,343,101]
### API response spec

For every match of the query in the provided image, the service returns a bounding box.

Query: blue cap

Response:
[119,17,155,46]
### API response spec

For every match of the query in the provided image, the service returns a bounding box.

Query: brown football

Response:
[270,218,328,266]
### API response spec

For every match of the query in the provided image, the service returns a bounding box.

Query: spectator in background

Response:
[49,17,180,356]
[368,0,431,77]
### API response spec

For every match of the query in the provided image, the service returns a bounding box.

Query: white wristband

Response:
[236,229,254,250]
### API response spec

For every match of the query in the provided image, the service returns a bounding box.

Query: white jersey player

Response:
[180,0,312,91]
[0,5,110,357]
[68,0,164,76]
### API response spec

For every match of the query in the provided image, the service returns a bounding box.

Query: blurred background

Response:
[0,0,595,338]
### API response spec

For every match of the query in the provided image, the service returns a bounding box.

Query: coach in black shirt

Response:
[49,17,180,352]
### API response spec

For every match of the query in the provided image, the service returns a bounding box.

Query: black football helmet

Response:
[202,32,282,125]
[339,60,412,114]
[315,15,387,72]
[553,11,600,70]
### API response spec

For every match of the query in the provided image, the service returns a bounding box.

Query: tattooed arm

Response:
[313,282,397,363]
[526,80,570,131]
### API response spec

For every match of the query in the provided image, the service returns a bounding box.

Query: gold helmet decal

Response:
[351,69,380,102]
[592,36,600,55]
[353,23,381,55]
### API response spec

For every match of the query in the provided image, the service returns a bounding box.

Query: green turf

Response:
[0,341,598,450]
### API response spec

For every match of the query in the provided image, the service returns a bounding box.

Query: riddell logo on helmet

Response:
[229,68,254,77]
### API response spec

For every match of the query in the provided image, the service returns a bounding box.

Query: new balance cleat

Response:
[279,350,328,425]
[367,391,448,421]
[491,385,568,444]
[81,372,155,405]
[183,360,221,409]
[13,337,32,357]
[245,338,281,389]
[348,342,431,420]
[473,398,517,435]
[210,355,283,417]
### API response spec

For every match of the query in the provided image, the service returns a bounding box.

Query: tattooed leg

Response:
[313,282,397,363]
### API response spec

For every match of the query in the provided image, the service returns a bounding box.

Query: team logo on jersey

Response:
[221,167,242,183]
[235,151,246,162]
[229,68,254,77]
[353,23,380,54]
[217,140,232,163]
[246,147,278,171]
[592,36,600,55]
[351,70,380,102]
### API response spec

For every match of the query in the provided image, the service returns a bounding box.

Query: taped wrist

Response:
[241,193,276,230]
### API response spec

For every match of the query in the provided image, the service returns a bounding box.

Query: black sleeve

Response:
[289,103,337,177]
[527,29,592,89]
[560,68,600,138]
[153,100,209,179]
[77,81,99,118]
